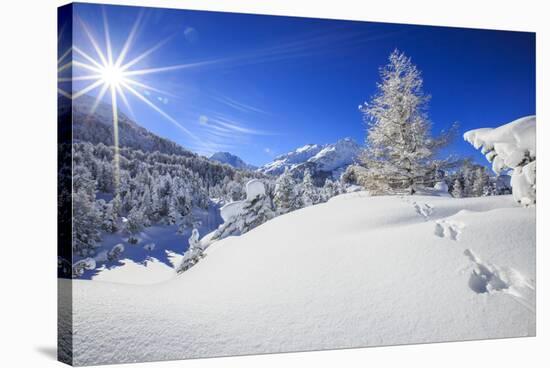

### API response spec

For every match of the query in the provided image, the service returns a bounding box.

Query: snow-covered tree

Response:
[72,168,102,256]
[274,168,301,214]
[125,205,145,234]
[464,116,536,205]
[212,180,276,241]
[72,257,96,278]
[451,178,463,198]
[359,50,457,195]
[301,168,320,206]
[176,228,204,273]
[471,166,490,197]
[107,243,125,261]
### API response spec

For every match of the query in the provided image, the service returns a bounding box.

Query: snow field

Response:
[66,193,535,365]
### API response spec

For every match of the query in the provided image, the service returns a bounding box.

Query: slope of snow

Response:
[258,138,360,177]
[464,116,536,205]
[64,193,535,365]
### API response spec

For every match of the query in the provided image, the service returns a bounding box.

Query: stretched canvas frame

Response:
[58,2,536,366]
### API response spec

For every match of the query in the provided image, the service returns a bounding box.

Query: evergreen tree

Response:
[359,50,457,194]
[322,179,336,201]
[176,228,204,273]
[274,168,300,214]
[452,178,464,198]
[301,168,319,206]
[472,166,490,197]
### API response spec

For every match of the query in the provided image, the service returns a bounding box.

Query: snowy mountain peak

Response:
[258,138,361,179]
[209,152,256,171]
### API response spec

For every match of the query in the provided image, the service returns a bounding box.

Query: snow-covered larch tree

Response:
[359,50,457,194]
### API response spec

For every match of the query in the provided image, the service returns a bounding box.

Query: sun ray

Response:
[73,60,102,74]
[102,7,114,65]
[122,61,212,77]
[58,61,72,73]
[58,46,73,65]
[122,77,177,97]
[89,83,110,116]
[115,10,144,68]
[109,84,120,188]
[72,79,104,100]
[73,46,105,70]
[121,80,198,140]
[115,83,135,118]
[78,16,108,67]
[58,75,102,82]
[119,35,174,72]
[57,88,72,99]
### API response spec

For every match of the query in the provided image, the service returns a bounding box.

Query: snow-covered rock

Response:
[433,180,449,193]
[258,138,360,179]
[246,179,266,200]
[220,201,245,222]
[64,193,534,365]
[464,116,536,205]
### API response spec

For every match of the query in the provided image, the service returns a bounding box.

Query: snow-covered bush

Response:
[433,181,449,193]
[176,228,204,274]
[72,257,96,278]
[464,116,536,205]
[107,243,125,261]
[211,180,275,241]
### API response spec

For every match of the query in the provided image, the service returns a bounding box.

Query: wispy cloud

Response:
[212,94,270,115]
[210,117,276,136]
[125,26,403,77]
[189,112,279,156]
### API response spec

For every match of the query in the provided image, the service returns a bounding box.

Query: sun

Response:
[100,64,125,87]
[58,9,201,189]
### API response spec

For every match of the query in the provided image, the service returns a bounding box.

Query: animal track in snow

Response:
[413,202,433,220]
[463,249,534,305]
[402,198,433,220]
[434,220,463,240]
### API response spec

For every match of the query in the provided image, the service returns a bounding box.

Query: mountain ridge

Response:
[258,137,361,182]
[209,152,257,171]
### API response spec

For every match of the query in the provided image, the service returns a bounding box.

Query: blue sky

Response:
[69,3,535,167]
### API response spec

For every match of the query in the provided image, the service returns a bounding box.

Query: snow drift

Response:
[464,116,536,205]
[62,192,535,365]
